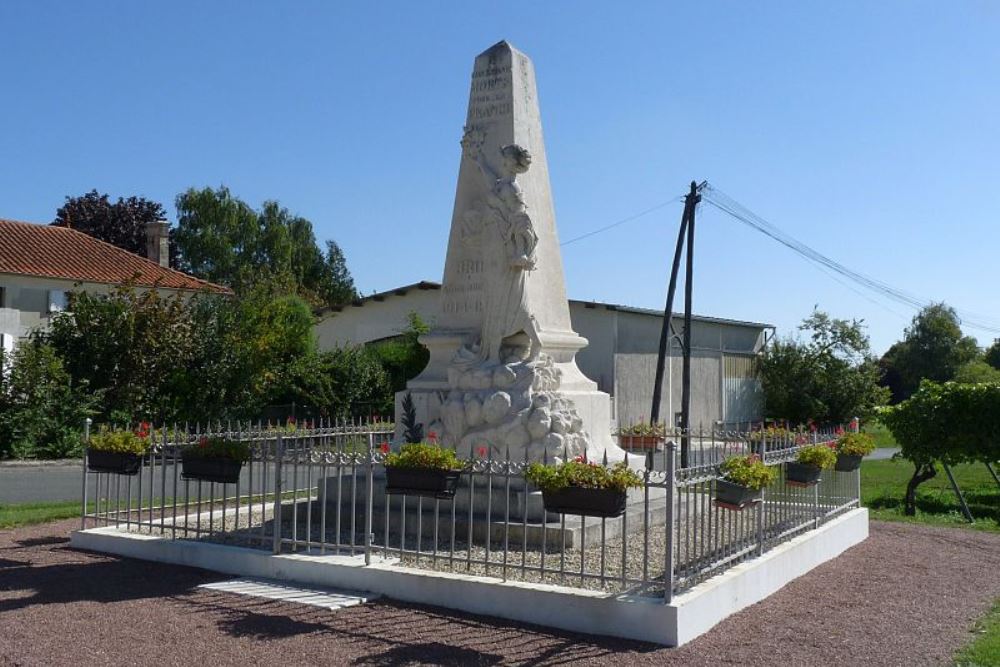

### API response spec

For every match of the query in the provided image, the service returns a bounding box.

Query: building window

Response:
[0,286,6,308]
[48,289,67,313]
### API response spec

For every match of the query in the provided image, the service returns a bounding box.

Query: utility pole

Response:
[651,181,702,468]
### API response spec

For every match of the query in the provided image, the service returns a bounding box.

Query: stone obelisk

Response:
[399,41,623,463]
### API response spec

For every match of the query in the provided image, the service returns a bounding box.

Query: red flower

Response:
[428,431,438,442]
[573,455,585,463]
[478,446,488,458]
[380,442,390,453]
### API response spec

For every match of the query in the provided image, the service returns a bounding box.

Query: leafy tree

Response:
[173,186,356,307]
[368,312,430,414]
[985,339,1000,371]
[881,381,1000,515]
[0,342,99,459]
[758,310,889,424]
[880,303,981,401]
[953,360,1000,384]
[53,190,170,259]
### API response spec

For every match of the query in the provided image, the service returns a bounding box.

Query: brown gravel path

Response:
[1,519,997,666]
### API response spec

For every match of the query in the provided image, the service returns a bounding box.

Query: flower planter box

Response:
[785,462,823,486]
[181,454,244,484]
[835,453,863,472]
[714,479,762,510]
[617,435,665,451]
[385,467,461,499]
[541,486,628,518]
[87,449,142,476]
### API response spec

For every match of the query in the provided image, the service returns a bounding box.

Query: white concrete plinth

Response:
[72,508,868,646]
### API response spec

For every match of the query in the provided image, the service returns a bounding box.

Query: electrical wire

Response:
[701,183,1000,335]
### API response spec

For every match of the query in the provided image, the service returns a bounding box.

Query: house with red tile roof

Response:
[0,217,229,355]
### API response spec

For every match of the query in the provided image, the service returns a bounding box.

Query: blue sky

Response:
[2,1,998,353]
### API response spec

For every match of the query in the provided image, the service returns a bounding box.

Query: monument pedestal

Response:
[319,471,666,550]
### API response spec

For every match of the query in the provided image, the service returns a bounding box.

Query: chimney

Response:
[145,220,170,268]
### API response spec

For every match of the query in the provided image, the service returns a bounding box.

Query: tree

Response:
[758,310,889,424]
[368,312,430,414]
[54,190,169,259]
[880,303,981,401]
[953,360,1000,384]
[0,341,99,459]
[985,339,1000,371]
[173,186,356,307]
[881,381,1000,515]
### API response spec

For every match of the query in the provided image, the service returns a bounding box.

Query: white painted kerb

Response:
[72,507,867,646]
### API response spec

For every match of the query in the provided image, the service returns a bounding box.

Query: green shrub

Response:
[384,442,462,471]
[525,459,644,493]
[183,436,251,462]
[0,342,98,459]
[836,432,876,457]
[719,455,776,491]
[796,444,838,469]
[87,427,149,455]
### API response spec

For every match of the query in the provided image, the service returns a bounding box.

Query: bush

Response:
[0,342,98,459]
[796,444,838,469]
[384,442,462,471]
[182,436,251,462]
[719,455,776,490]
[836,432,876,457]
[525,459,644,493]
[87,427,149,455]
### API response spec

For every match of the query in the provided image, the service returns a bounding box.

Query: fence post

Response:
[663,439,676,603]
[853,416,862,508]
[81,417,92,529]
[365,431,374,566]
[272,434,284,554]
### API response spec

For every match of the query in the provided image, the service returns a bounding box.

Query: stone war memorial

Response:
[402,40,623,465]
[73,40,869,648]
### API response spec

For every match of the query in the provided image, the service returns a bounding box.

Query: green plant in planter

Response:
[616,422,667,438]
[88,427,150,455]
[384,442,462,470]
[796,444,838,469]
[835,432,876,457]
[525,459,643,493]
[719,455,776,491]
[183,436,252,462]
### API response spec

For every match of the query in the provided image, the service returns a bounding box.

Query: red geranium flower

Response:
[428,431,438,442]
[380,442,390,453]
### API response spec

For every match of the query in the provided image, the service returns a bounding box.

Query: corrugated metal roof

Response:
[317,280,773,330]
[0,218,230,293]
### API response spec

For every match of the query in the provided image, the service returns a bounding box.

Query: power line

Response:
[560,196,683,247]
[701,184,1000,335]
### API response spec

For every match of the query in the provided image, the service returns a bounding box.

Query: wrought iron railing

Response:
[80,421,860,600]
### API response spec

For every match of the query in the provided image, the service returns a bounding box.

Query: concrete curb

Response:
[72,508,868,646]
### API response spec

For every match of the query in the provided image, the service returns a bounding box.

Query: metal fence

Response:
[80,421,859,601]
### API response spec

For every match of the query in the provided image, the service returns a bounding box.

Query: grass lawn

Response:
[863,420,898,448]
[0,500,86,529]
[861,459,1000,532]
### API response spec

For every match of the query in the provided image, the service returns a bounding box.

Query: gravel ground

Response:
[2,519,998,666]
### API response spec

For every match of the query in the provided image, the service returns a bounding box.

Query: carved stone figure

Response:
[459,129,541,364]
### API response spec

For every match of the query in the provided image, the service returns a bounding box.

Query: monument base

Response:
[318,472,665,550]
